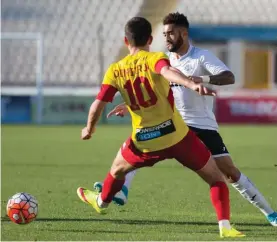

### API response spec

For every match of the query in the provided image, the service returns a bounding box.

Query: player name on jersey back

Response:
[113,64,149,78]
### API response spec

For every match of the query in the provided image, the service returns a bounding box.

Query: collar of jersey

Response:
[175,44,194,60]
[128,50,145,57]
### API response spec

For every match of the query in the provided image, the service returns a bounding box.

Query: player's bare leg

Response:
[195,156,245,238]
[77,149,136,213]
[215,155,277,226]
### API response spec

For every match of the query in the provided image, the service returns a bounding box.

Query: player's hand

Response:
[188,76,203,83]
[81,127,94,140]
[107,103,128,118]
[192,83,216,96]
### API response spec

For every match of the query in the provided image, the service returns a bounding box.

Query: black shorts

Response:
[188,126,230,157]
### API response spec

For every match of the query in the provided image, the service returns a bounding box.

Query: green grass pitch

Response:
[1,125,277,241]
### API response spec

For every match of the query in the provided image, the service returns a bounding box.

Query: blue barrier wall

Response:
[1,95,130,124]
[1,96,32,123]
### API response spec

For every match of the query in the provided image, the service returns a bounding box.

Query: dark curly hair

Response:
[163,12,189,29]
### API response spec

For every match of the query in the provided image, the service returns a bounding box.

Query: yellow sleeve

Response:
[102,63,117,88]
[148,52,170,74]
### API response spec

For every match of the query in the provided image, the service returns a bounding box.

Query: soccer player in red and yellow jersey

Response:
[77,17,245,238]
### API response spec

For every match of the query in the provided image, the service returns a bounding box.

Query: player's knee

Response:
[110,160,132,179]
[225,167,241,183]
[215,157,241,183]
[196,157,225,185]
[110,166,126,179]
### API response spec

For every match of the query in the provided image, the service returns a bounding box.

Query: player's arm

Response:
[151,53,195,88]
[191,71,234,86]
[206,70,234,85]
[159,65,216,96]
[81,99,107,140]
[191,50,235,86]
[160,65,194,88]
[81,66,118,140]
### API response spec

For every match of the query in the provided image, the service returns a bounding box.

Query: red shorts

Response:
[121,130,211,171]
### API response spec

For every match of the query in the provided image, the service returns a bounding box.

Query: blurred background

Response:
[1,0,277,125]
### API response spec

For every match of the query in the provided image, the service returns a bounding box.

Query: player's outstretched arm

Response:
[197,49,235,85]
[207,71,235,85]
[160,66,216,96]
[189,71,235,86]
[81,99,107,140]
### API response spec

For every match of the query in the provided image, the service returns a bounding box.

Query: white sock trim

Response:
[219,219,231,230]
[212,153,230,158]
[97,194,109,208]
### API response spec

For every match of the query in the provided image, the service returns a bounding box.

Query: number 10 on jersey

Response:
[124,77,157,111]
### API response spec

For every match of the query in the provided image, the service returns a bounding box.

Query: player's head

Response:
[124,17,153,49]
[163,12,189,52]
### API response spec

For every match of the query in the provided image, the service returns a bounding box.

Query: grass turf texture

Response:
[1,125,277,241]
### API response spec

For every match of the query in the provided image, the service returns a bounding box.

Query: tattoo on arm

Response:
[209,71,235,86]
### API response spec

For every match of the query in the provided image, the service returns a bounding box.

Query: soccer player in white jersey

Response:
[94,12,277,226]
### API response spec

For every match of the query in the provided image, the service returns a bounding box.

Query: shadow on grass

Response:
[41,229,133,234]
[1,217,270,227]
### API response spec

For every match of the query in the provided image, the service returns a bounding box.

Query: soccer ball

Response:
[6,192,38,224]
